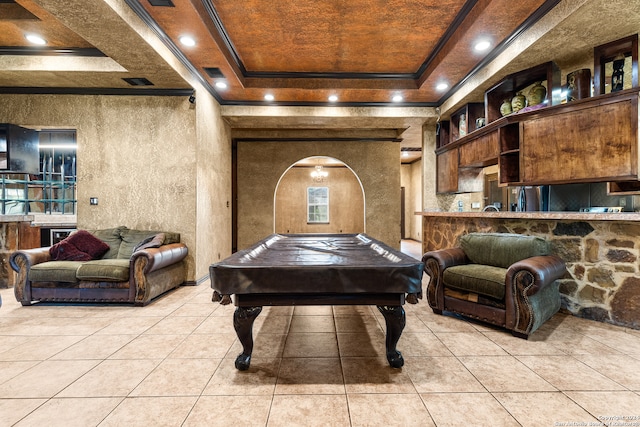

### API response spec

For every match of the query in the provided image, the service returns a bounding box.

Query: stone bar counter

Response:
[418,211,640,330]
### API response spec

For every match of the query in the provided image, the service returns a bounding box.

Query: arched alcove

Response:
[274,156,365,234]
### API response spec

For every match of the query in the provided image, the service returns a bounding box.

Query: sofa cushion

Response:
[460,233,550,269]
[29,261,85,283]
[443,264,507,300]
[117,229,180,259]
[76,259,131,282]
[88,226,127,259]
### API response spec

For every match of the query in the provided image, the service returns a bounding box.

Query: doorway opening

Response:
[274,156,366,234]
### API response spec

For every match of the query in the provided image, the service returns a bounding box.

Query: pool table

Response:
[209,233,423,370]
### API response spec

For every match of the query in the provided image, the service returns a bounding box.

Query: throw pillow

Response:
[133,233,165,252]
[65,230,110,259]
[50,239,93,261]
[49,230,110,261]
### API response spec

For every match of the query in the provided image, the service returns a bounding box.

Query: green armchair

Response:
[422,232,566,338]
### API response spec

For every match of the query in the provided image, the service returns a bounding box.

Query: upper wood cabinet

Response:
[459,130,499,168]
[437,87,640,191]
[436,45,640,193]
[519,91,638,184]
[436,149,458,194]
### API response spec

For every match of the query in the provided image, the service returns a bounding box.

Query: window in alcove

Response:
[307,186,329,223]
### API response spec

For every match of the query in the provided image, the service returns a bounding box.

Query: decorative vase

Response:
[500,99,512,116]
[511,92,527,113]
[566,68,591,102]
[459,114,467,137]
[611,55,625,92]
[527,81,546,106]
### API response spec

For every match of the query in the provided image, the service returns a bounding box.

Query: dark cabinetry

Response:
[0,124,39,174]
[436,149,458,194]
[436,58,640,192]
[519,92,637,184]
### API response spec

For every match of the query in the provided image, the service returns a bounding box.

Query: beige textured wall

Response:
[410,159,423,240]
[401,164,413,238]
[194,91,232,280]
[402,160,424,241]
[422,123,438,211]
[0,93,218,282]
[275,166,364,234]
[237,140,401,249]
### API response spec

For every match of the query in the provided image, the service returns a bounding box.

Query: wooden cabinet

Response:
[435,55,640,193]
[437,149,458,193]
[459,130,499,168]
[519,92,638,184]
[437,87,640,191]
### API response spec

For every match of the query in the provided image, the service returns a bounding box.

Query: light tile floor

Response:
[0,241,638,426]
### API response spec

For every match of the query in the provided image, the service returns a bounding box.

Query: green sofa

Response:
[422,232,566,338]
[10,226,188,306]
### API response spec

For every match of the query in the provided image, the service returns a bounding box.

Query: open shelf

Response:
[499,152,520,185]
[485,62,561,125]
[436,120,450,148]
[450,103,484,143]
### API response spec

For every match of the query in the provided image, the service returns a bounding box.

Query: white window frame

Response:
[307,186,329,223]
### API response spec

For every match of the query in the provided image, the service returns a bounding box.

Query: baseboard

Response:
[182,274,209,286]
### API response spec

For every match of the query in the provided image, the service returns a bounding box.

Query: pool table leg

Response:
[377,305,406,368]
[233,306,263,370]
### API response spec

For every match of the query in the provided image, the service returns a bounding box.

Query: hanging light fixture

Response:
[310,165,328,182]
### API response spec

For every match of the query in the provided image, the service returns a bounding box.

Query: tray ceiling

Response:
[0,0,560,106]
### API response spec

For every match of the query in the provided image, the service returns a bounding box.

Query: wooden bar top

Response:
[415,211,640,221]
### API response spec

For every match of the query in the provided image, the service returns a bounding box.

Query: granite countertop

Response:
[0,213,77,227]
[415,211,640,221]
[0,214,34,223]
[30,213,77,227]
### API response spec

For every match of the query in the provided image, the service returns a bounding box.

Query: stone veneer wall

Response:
[422,216,640,330]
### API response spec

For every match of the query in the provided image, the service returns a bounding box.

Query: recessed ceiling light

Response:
[179,36,196,47]
[402,151,409,157]
[264,94,275,101]
[328,95,338,102]
[474,40,491,52]
[436,82,449,91]
[215,81,228,89]
[392,94,403,103]
[25,34,46,45]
